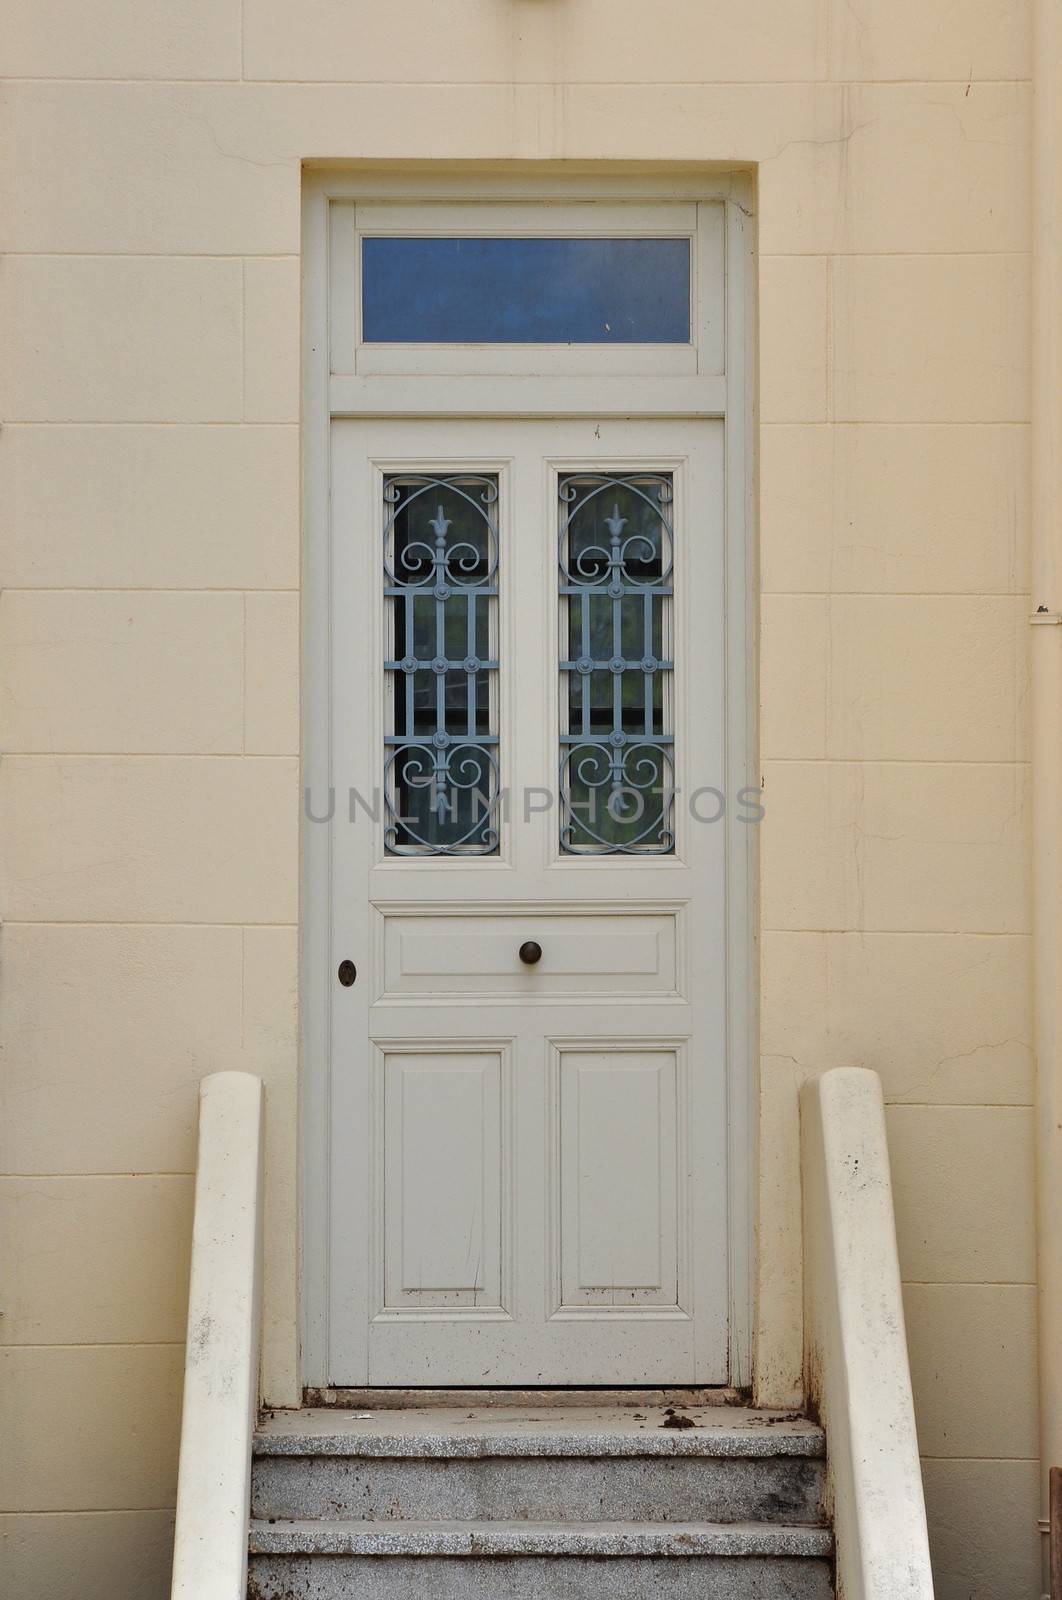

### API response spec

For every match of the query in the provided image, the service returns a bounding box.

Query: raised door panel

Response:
[380,1046,509,1315]
[379,908,682,999]
[555,1046,685,1314]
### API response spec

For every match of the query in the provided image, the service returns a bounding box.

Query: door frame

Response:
[299,166,758,1390]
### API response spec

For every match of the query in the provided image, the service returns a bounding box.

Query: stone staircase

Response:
[247,1405,834,1598]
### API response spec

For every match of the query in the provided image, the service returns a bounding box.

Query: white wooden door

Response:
[327,416,730,1385]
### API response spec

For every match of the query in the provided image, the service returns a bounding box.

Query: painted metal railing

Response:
[170,1072,264,1600]
[801,1067,935,1598]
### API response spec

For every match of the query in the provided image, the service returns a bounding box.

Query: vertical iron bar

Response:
[404,595,414,736]
[466,590,475,738]
[435,594,445,736]
[580,594,591,736]
[643,589,653,735]
[612,583,622,743]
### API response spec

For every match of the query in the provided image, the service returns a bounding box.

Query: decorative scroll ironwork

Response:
[559,472,675,854]
[384,473,500,854]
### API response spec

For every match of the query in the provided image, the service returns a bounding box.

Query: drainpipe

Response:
[1032,4,1062,1595]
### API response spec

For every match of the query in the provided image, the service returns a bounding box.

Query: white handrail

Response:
[170,1072,264,1600]
[801,1067,934,1598]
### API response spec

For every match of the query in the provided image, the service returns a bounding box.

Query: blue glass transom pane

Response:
[362,237,691,344]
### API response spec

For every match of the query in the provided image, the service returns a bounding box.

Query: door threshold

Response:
[303,1386,746,1410]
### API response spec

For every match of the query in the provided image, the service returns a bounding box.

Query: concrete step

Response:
[252,1406,826,1525]
[247,1519,834,1600]
[253,1449,825,1524]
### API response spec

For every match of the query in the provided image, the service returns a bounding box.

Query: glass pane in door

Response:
[384,472,500,854]
[558,472,675,854]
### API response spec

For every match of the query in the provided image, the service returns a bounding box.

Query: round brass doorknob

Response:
[518,941,543,966]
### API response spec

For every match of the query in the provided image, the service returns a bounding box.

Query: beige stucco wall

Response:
[0,3,1038,1596]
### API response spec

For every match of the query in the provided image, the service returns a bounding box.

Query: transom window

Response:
[330,198,725,382]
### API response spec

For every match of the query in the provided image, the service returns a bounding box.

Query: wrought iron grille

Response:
[559,472,675,854]
[383,473,500,854]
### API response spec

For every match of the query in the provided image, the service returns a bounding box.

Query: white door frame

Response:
[300,167,757,1390]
